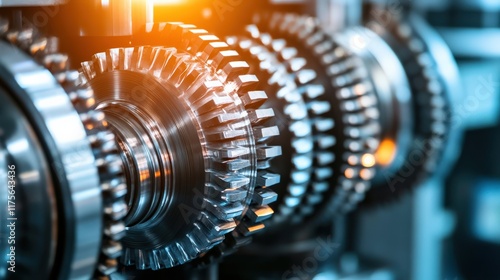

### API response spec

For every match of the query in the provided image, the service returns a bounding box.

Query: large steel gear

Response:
[360,5,460,204]
[253,13,381,225]
[79,22,281,270]
[0,17,126,279]
[227,23,335,228]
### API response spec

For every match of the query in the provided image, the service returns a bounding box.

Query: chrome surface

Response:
[0,40,101,279]
[79,21,282,268]
[335,27,414,183]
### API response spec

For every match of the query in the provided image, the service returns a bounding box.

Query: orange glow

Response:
[361,153,376,168]
[344,168,354,179]
[153,0,183,4]
[375,139,397,166]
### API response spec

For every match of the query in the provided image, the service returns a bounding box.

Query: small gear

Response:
[254,13,381,224]
[79,22,281,269]
[362,5,458,204]
[0,17,126,278]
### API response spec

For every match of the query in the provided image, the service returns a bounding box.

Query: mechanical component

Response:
[252,13,381,225]
[333,26,414,202]
[0,17,125,279]
[360,5,459,204]
[79,22,281,270]
[71,0,153,37]
[227,24,335,228]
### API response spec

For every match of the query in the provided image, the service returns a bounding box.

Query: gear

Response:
[361,6,458,204]
[79,22,281,270]
[226,23,336,228]
[253,13,381,225]
[0,17,126,279]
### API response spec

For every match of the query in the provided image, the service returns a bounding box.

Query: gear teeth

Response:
[81,21,281,269]
[248,108,275,124]
[200,214,237,236]
[227,24,339,230]
[201,41,230,62]
[212,172,250,189]
[208,184,248,203]
[241,91,268,108]
[1,18,127,278]
[253,125,279,140]
[206,200,245,221]
[253,189,279,206]
[236,221,266,236]
[257,171,281,187]
[211,158,251,172]
[246,205,274,223]
[361,7,454,204]
[253,13,382,224]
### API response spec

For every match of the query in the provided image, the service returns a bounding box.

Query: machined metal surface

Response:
[0,39,101,279]
[79,22,282,269]
[334,26,414,186]
[228,23,337,228]
[253,13,381,226]
[73,0,153,37]
[0,17,127,278]
[361,6,459,204]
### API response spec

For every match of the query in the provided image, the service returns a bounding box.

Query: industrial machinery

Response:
[0,1,497,279]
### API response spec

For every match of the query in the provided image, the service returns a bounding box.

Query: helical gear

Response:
[0,17,126,278]
[79,22,281,269]
[226,23,337,227]
[253,13,381,224]
[362,6,456,204]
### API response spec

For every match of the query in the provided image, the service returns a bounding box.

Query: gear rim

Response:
[227,24,337,228]
[361,7,460,204]
[0,17,126,279]
[256,12,381,225]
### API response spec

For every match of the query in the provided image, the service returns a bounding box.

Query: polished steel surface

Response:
[0,82,57,279]
[408,14,463,180]
[79,28,281,267]
[0,40,102,279]
[254,13,381,225]
[335,27,414,183]
[75,0,153,36]
[228,25,324,228]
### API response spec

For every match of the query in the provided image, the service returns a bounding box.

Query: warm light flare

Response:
[375,139,397,166]
[153,0,183,5]
[344,168,355,179]
[361,153,376,168]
